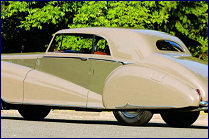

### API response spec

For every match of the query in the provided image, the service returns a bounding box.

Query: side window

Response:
[94,36,111,55]
[49,34,93,54]
[156,40,185,52]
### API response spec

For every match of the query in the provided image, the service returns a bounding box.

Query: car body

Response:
[1,27,208,127]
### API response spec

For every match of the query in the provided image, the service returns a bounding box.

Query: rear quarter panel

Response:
[103,64,200,109]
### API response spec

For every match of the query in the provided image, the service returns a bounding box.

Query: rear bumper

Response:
[191,101,208,113]
[200,101,208,107]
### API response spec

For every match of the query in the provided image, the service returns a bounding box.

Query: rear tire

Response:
[160,111,200,127]
[18,105,50,120]
[113,110,153,126]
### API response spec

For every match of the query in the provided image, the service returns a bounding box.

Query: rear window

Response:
[156,40,185,52]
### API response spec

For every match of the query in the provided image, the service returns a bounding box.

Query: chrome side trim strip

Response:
[43,56,89,60]
[43,56,132,65]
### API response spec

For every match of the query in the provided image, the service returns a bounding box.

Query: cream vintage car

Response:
[1,27,208,127]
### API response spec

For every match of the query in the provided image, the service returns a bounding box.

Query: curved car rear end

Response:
[160,54,208,112]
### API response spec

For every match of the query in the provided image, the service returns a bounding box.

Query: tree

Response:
[1,1,83,52]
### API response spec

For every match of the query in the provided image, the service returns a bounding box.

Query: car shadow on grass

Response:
[1,116,208,129]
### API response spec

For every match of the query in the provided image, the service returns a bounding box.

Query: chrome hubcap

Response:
[121,110,141,118]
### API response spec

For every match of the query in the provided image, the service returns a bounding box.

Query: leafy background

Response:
[1,1,208,61]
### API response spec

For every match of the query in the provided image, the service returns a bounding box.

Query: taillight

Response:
[196,89,203,101]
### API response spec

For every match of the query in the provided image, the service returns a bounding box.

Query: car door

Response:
[87,36,123,108]
[23,34,94,107]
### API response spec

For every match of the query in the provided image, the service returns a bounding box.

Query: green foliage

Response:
[1,1,208,61]
[51,34,108,54]
[96,39,107,50]
[52,34,93,53]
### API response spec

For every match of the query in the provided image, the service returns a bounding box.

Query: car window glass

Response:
[156,40,185,52]
[49,34,93,54]
[94,37,111,55]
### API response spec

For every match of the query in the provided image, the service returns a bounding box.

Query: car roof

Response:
[54,27,190,60]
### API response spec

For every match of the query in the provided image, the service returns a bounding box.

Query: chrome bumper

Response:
[192,101,208,112]
[200,101,208,107]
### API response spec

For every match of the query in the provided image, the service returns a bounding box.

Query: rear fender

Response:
[103,65,200,109]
